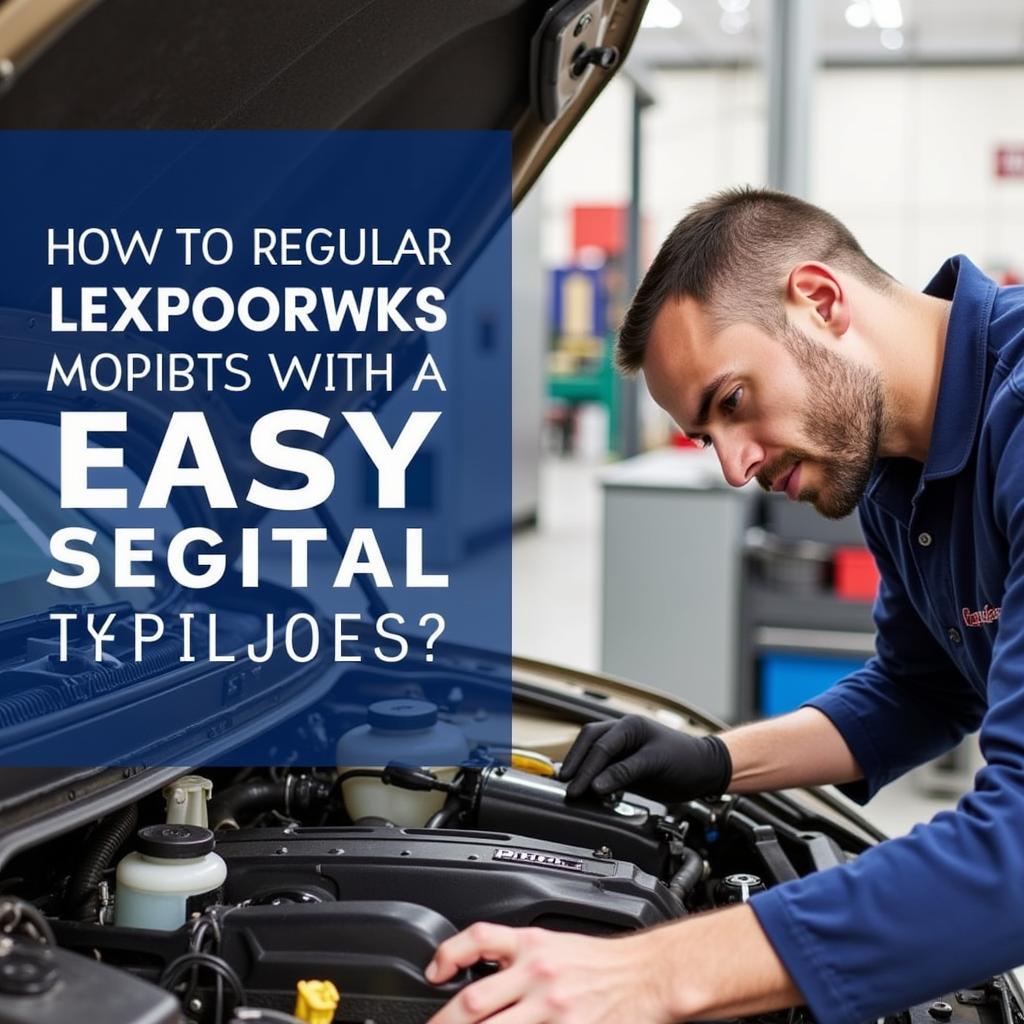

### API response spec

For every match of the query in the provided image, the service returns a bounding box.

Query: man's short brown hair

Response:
[616,187,894,374]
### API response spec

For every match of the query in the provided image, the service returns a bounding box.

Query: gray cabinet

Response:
[600,450,755,722]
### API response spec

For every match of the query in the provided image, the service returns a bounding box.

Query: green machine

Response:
[547,264,619,455]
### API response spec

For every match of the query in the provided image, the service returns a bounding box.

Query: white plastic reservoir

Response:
[336,699,470,827]
[115,824,226,931]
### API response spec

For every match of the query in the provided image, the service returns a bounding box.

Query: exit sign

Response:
[996,146,1024,178]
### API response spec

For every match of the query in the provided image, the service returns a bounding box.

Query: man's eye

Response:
[722,387,743,413]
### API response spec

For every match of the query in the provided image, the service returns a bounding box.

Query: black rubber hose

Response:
[667,848,705,903]
[159,951,246,1009]
[209,776,332,830]
[66,804,138,921]
[209,780,285,830]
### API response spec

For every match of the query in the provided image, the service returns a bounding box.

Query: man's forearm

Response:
[721,706,864,793]
[640,904,800,1020]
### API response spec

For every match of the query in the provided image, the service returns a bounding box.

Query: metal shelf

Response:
[747,582,875,634]
[755,626,876,657]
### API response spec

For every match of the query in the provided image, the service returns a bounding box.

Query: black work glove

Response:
[558,715,732,803]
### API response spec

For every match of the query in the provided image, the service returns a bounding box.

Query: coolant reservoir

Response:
[114,825,226,931]
[336,699,469,827]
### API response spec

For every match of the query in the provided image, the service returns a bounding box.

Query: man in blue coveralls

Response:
[425,188,1024,1024]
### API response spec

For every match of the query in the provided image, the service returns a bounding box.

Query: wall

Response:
[643,67,767,262]
[539,77,633,265]
[540,64,1024,287]
[811,66,1024,287]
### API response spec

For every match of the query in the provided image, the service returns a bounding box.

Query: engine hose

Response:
[159,951,246,1009]
[667,848,705,903]
[425,797,461,829]
[209,776,332,830]
[66,804,138,921]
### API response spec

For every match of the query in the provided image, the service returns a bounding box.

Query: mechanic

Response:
[425,187,1024,1024]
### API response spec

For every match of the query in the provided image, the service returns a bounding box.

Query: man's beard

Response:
[756,325,884,520]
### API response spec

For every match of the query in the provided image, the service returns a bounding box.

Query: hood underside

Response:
[0,0,646,203]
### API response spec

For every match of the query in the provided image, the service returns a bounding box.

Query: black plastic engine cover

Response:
[217,825,682,933]
[0,943,178,1024]
[219,900,463,1023]
[53,902,464,1024]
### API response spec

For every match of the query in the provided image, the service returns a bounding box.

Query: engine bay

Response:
[0,750,1014,1024]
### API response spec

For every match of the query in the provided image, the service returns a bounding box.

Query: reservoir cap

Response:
[137,824,215,859]
[368,699,438,731]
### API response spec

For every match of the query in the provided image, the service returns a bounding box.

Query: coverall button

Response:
[948,627,963,645]
[918,532,933,547]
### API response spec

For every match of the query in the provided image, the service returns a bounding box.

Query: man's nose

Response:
[716,434,763,488]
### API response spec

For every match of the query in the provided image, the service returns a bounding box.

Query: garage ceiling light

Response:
[720,10,751,34]
[880,27,905,49]
[641,0,683,30]
[844,1,872,29]
[869,0,904,30]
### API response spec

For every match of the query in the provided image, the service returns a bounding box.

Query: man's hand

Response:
[424,923,675,1024]
[558,715,731,802]
[424,907,801,1023]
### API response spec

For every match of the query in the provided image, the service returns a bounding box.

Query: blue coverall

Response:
[751,255,1024,1023]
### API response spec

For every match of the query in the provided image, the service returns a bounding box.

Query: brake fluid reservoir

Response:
[336,699,469,827]
[114,825,226,931]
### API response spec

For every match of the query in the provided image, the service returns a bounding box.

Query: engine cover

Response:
[473,766,677,877]
[216,825,682,934]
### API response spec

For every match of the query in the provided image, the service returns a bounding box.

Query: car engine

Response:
[0,756,1012,1024]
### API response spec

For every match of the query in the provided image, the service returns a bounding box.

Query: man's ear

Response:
[787,262,849,336]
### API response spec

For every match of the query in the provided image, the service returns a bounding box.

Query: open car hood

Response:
[0,0,645,545]
[0,1,647,790]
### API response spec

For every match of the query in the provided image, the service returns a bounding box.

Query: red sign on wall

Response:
[996,146,1024,179]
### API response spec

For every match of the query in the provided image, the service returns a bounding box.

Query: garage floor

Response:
[513,455,960,838]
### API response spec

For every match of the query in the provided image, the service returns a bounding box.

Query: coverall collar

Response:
[865,254,997,520]
[918,253,997,481]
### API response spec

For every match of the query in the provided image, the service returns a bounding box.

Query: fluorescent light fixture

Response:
[844,1,872,28]
[719,9,750,33]
[641,0,683,29]
[719,0,750,12]
[869,0,903,29]
[880,27,904,49]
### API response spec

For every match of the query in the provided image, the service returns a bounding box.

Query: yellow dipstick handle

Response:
[510,749,557,777]
[294,979,340,1024]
